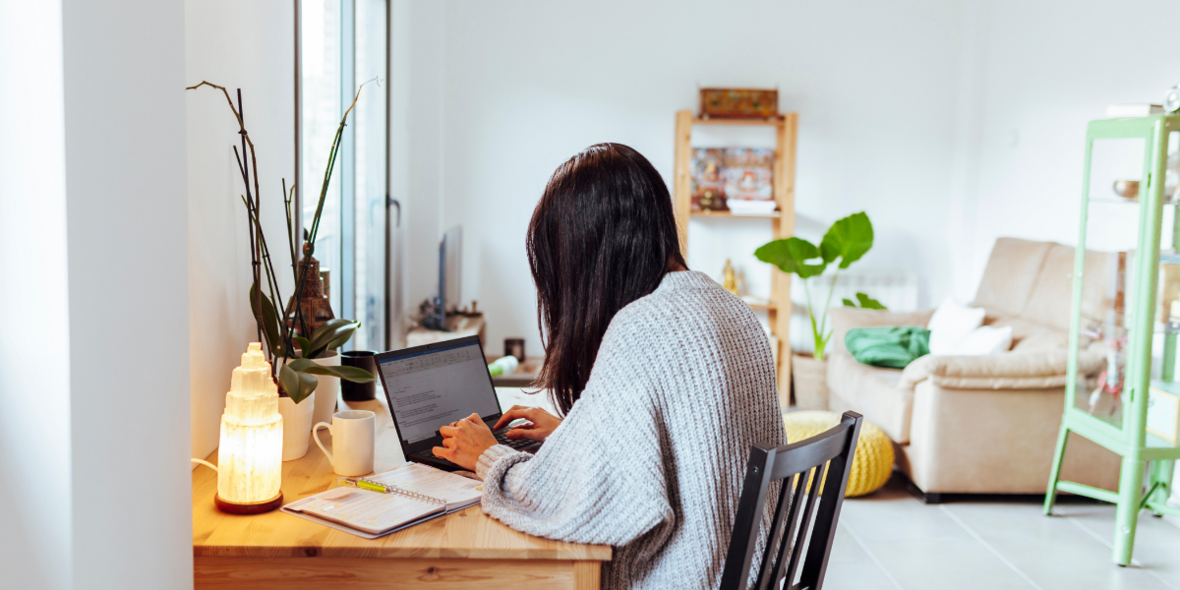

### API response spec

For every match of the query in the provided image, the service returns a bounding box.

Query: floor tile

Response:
[822,475,1180,590]
[822,525,900,590]
[1061,504,1180,587]
[945,502,1173,590]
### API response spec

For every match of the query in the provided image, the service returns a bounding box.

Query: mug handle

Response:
[313,422,334,466]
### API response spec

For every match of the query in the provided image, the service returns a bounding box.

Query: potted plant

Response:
[190,81,377,459]
[755,212,881,409]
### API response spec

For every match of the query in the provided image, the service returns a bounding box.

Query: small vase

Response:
[278,391,316,461]
[792,352,829,410]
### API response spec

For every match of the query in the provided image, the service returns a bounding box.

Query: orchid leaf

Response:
[278,363,317,404]
[307,319,359,357]
[249,284,281,356]
[292,336,311,358]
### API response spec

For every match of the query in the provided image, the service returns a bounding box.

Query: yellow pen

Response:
[336,476,393,494]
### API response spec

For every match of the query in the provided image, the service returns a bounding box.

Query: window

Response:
[299,0,389,350]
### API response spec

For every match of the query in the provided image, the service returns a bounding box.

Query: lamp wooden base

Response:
[214,492,283,515]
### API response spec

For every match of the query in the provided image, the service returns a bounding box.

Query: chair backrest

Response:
[719,411,863,590]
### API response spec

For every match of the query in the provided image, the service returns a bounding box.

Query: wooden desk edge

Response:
[192,543,612,561]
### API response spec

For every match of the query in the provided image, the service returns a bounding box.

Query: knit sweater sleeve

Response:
[475,318,674,546]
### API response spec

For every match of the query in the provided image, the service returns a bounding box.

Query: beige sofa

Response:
[826,237,1121,499]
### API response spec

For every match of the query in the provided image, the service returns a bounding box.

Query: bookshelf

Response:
[672,110,798,408]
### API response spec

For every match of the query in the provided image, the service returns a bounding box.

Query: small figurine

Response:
[722,259,739,296]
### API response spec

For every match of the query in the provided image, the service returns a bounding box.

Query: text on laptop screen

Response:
[378,341,500,444]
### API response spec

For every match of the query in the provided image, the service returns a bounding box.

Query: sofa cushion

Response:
[972,238,1054,318]
[827,351,913,443]
[898,350,1105,391]
[928,298,987,354]
[988,317,1069,352]
[1021,244,1110,334]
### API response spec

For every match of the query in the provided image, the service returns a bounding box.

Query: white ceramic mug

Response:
[313,410,375,476]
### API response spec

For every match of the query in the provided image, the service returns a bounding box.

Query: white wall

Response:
[966,0,1180,288]
[185,0,297,468]
[61,0,191,588]
[393,0,448,330]
[0,3,72,589]
[399,0,973,357]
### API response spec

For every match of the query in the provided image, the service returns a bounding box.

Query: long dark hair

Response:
[527,143,687,415]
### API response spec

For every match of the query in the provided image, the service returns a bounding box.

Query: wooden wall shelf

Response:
[691,210,782,219]
[692,117,785,126]
[672,109,798,409]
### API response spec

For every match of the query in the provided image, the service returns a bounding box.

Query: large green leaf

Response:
[819,212,873,269]
[278,363,318,404]
[856,292,887,310]
[754,237,826,278]
[249,284,282,356]
[289,358,376,383]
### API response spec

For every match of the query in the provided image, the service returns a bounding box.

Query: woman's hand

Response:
[433,413,498,471]
[493,405,563,443]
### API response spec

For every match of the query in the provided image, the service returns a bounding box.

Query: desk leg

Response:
[573,560,601,590]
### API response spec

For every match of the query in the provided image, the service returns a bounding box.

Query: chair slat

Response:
[783,462,825,586]
[720,412,863,590]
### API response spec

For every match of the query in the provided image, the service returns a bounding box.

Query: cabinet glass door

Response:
[1071,136,1150,434]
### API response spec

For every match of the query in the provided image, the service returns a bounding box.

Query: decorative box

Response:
[699,88,778,119]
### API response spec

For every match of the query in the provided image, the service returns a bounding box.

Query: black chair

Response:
[720,411,864,590]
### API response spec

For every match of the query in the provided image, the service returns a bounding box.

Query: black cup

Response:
[504,338,526,362]
[341,350,378,401]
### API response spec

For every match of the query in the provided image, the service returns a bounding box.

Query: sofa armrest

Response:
[900,350,1103,391]
[828,307,935,356]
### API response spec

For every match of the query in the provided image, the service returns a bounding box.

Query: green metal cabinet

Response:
[1044,114,1180,566]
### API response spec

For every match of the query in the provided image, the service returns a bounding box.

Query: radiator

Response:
[787,272,919,353]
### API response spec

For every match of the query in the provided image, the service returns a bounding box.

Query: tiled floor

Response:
[824,475,1180,590]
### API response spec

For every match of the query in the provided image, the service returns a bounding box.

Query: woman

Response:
[433,143,786,589]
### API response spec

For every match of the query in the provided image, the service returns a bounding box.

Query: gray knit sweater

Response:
[476,270,787,589]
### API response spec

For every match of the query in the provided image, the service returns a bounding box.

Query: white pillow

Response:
[953,325,1014,355]
[928,298,986,355]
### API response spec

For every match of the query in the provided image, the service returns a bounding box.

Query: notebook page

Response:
[369,463,483,511]
[286,487,441,535]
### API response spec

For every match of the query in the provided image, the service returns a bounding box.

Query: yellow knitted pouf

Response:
[781,411,894,497]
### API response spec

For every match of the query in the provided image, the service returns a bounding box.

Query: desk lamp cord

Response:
[191,458,218,473]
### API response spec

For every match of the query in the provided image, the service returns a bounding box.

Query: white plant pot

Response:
[792,353,829,411]
[307,350,341,428]
[278,391,315,461]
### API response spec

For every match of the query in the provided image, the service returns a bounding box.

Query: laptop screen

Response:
[376,338,501,446]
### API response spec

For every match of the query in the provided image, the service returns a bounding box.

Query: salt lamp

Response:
[214,342,284,514]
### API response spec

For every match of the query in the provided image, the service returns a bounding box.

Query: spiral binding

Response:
[356,476,444,505]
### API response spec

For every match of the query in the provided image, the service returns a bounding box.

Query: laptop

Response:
[374,335,541,472]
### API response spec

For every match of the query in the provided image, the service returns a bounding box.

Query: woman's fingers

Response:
[505,427,545,442]
[442,437,457,449]
[494,407,530,430]
[431,446,451,459]
[439,424,457,437]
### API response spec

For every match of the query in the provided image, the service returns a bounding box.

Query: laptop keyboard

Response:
[494,427,537,450]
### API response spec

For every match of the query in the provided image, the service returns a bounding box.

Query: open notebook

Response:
[281,462,484,539]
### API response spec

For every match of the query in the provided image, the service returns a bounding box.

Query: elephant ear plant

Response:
[190,80,377,403]
[754,212,882,360]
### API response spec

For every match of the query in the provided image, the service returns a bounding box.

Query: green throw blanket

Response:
[845,326,930,369]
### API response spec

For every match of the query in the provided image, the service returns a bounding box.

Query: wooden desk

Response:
[193,394,609,589]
